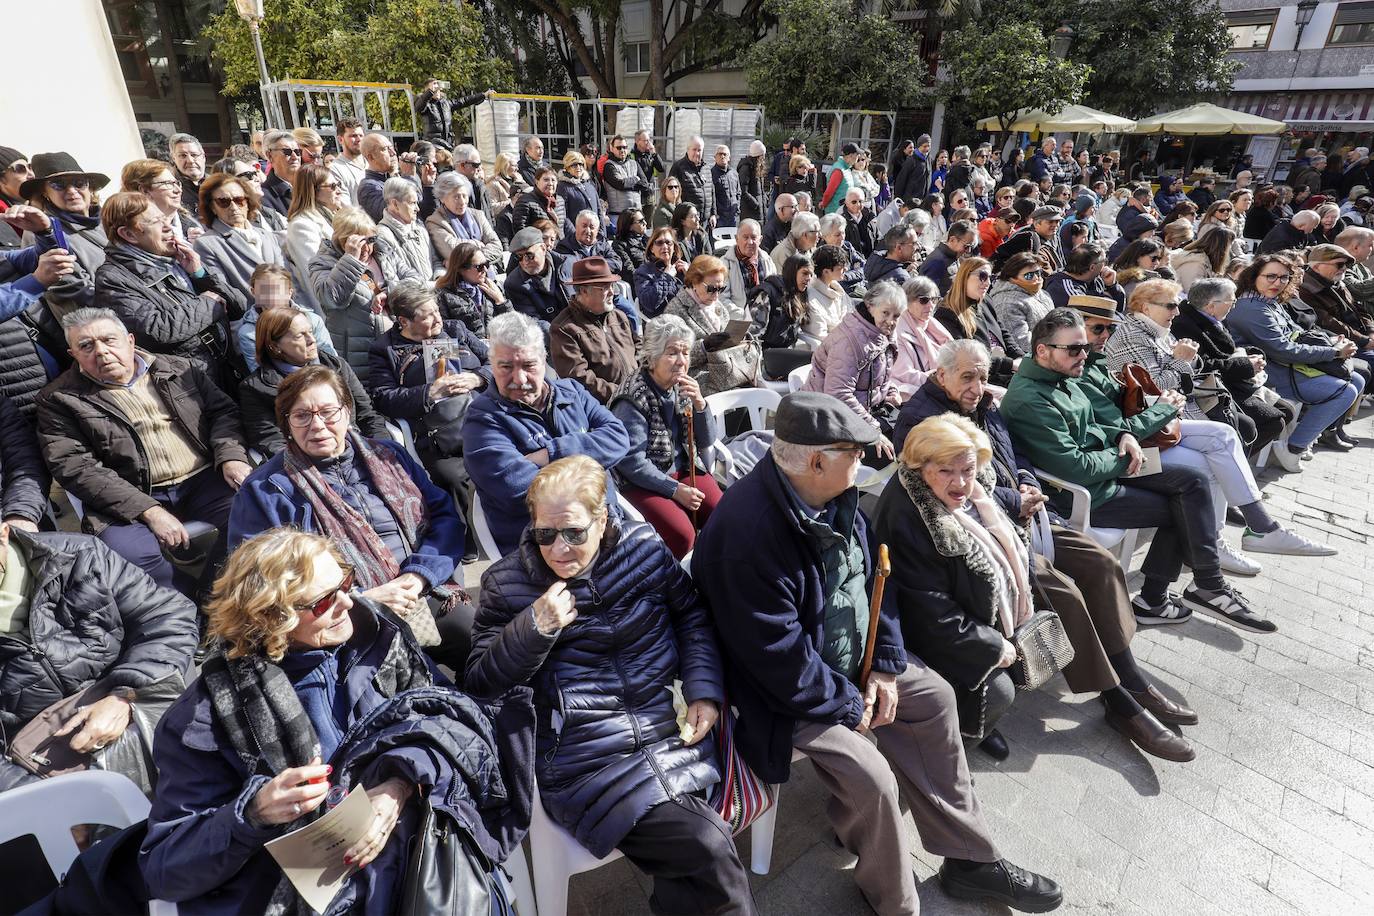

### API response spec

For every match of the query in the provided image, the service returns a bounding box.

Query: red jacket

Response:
[977,216,1009,258]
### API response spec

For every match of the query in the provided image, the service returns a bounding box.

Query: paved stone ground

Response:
[532,407,1374,916]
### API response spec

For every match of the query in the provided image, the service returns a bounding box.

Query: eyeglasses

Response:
[1152,301,1181,312]
[1147,255,1163,264]
[1215,207,1233,213]
[149,179,181,190]
[287,404,347,428]
[1043,343,1092,356]
[703,284,728,293]
[272,147,302,158]
[663,184,680,190]
[213,195,248,207]
[1087,323,1116,336]
[296,568,355,618]
[458,160,480,168]
[1020,270,1044,281]
[234,170,259,181]
[913,295,942,305]
[467,261,490,271]
[48,178,90,192]
[822,445,866,458]
[975,271,992,281]
[7,162,32,175]
[1259,272,1293,284]
[531,525,594,546]
[516,250,542,262]
[319,181,340,191]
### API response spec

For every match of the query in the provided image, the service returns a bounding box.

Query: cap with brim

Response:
[1031,205,1064,222]
[1307,243,1351,265]
[1067,295,1120,323]
[18,151,109,200]
[775,391,881,447]
[509,227,545,252]
[991,207,1017,221]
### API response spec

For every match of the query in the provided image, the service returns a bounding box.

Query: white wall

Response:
[3,0,144,190]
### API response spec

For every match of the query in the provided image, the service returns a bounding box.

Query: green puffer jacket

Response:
[1002,355,1172,510]
[1075,352,1180,444]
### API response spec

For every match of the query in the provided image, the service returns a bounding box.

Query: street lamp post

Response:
[233,0,280,129]
[1294,0,1319,45]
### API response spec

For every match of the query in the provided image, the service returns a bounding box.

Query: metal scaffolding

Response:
[800,109,898,165]
[261,78,418,142]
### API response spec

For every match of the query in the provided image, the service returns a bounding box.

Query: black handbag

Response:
[399,797,511,916]
[1007,610,1075,692]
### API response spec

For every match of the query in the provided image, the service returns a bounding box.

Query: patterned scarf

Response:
[742,252,759,289]
[610,370,677,470]
[283,432,466,611]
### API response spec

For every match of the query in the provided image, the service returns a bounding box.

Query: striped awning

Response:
[1222,91,1374,129]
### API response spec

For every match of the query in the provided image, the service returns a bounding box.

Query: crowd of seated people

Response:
[0,131,1371,915]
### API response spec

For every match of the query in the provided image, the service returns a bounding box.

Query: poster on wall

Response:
[1245,135,1282,179]
[137,122,177,161]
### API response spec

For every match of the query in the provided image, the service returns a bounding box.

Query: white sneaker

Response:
[1242,526,1338,557]
[1217,540,1263,576]
[1300,448,1315,461]
[1270,444,1304,473]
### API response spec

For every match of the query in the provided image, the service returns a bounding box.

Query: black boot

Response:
[978,729,1010,761]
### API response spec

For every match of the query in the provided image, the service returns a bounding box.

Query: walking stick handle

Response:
[858,544,890,690]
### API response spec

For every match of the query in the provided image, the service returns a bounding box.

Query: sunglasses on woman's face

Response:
[975,271,992,282]
[468,261,490,271]
[531,526,593,546]
[1021,270,1044,281]
[914,295,941,305]
[298,568,354,618]
[704,284,728,294]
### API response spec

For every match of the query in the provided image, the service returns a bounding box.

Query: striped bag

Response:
[709,704,776,835]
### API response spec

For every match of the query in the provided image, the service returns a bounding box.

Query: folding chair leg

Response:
[531,841,572,916]
[749,791,781,875]
[505,843,538,916]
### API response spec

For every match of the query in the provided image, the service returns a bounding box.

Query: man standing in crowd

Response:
[1028,138,1061,186]
[893,134,931,202]
[415,78,454,149]
[329,116,368,205]
[37,308,250,597]
[631,129,667,192]
[259,130,300,216]
[517,135,548,188]
[170,133,205,220]
[711,145,741,229]
[462,311,629,554]
[452,143,493,219]
[602,135,650,232]
[670,136,716,231]
[766,137,797,198]
[693,391,1063,916]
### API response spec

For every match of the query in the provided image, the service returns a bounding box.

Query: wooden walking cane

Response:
[858,544,891,690]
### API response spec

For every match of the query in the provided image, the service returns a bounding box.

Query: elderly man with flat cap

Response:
[991,205,1064,274]
[692,391,1062,916]
[503,226,570,330]
[549,256,637,403]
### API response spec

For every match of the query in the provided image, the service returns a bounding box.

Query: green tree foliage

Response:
[938,20,1088,129]
[979,0,1241,119]
[744,0,931,121]
[203,0,512,98]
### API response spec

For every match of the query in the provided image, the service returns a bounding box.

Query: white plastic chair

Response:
[525,777,781,916]
[0,770,178,915]
[704,388,781,435]
[787,363,812,392]
[470,492,504,561]
[713,226,738,245]
[1032,466,1145,562]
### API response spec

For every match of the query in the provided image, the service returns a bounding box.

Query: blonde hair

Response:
[789,154,812,176]
[205,530,346,661]
[562,150,587,169]
[292,127,324,149]
[1128,277,1182,314]
[493,152,516,179]
[330,206,376,249]
[526,455,608,521]
[900,413,991,470]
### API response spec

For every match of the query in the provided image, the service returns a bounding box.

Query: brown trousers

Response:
[1034,524,1137,694]
[793,656,1001,916]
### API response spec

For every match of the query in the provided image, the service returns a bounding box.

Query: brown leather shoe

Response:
[1126,684,1199,726]
[1106,709,1196,762]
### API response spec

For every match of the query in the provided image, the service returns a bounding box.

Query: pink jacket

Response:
[803,310,898,429]
[890,310,953,398]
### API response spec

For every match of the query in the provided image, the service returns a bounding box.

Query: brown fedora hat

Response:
[568,256,620,285]
[19,152,111,200]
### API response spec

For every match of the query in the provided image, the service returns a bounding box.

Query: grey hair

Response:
[864,280,907,316]
[1335,226,1374,247]
[886,223,919,249]
[575,209,599,226]
[453,143,480,164]
[1290,209,1319,229]
[790,211,821,239]
[952,145,970,160]
[817,213,846,238]
[1188,277,1236,309]
[773,194,797,215]
[382,176,418,203]
[901,208,931,231]
[170,133,202,149]
[522,135,542,153]
[771,439,830,473]
[795,192,813,208]
[936,338,990,372]
[263,129,293,150]
[61,307,126,334]
[738,217,761,233]
[902,275,938,301]
[488,311,544,352]
[434,170,472,200]
[688,135,705,147]
[639,315,696,368]
[387,279,437,320]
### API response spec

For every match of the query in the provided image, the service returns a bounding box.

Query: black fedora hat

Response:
[19,152,110,200]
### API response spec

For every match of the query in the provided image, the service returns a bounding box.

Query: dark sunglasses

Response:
[272,147,302,158]
[8,162,33,175]
[213,195,248,207]
[234,170,259,181]
[1044,342,1092,356]
[1087,323,1117,336]
[1020,270,1044,281]
[914,295,942,305]
[531,526,594,546]
[48,177,90,191]
[975,270,992,281]
[468,261,491,271]
[298,568,355,618]
[704,284,728,294]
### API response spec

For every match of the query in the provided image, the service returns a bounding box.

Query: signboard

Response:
[1245,135,1283,176]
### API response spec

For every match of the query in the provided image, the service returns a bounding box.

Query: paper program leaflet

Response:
[265,785,373,914]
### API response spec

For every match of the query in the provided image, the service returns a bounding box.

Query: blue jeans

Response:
[1268,367,1365,448]
[613,292,643,335]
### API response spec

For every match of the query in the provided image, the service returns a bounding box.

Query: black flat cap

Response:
[775,392,881,446]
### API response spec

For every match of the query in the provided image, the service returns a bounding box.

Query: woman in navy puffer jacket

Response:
[466,455,756,915]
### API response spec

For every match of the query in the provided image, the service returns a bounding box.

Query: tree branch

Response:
[524,0,614,96]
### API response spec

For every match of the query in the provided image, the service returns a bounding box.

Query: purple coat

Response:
[802,310,897,429]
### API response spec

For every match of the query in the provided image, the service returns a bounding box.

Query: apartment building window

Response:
[1226,10,1277,49]
[623,41,650,75]
[1330,1,1374,44]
